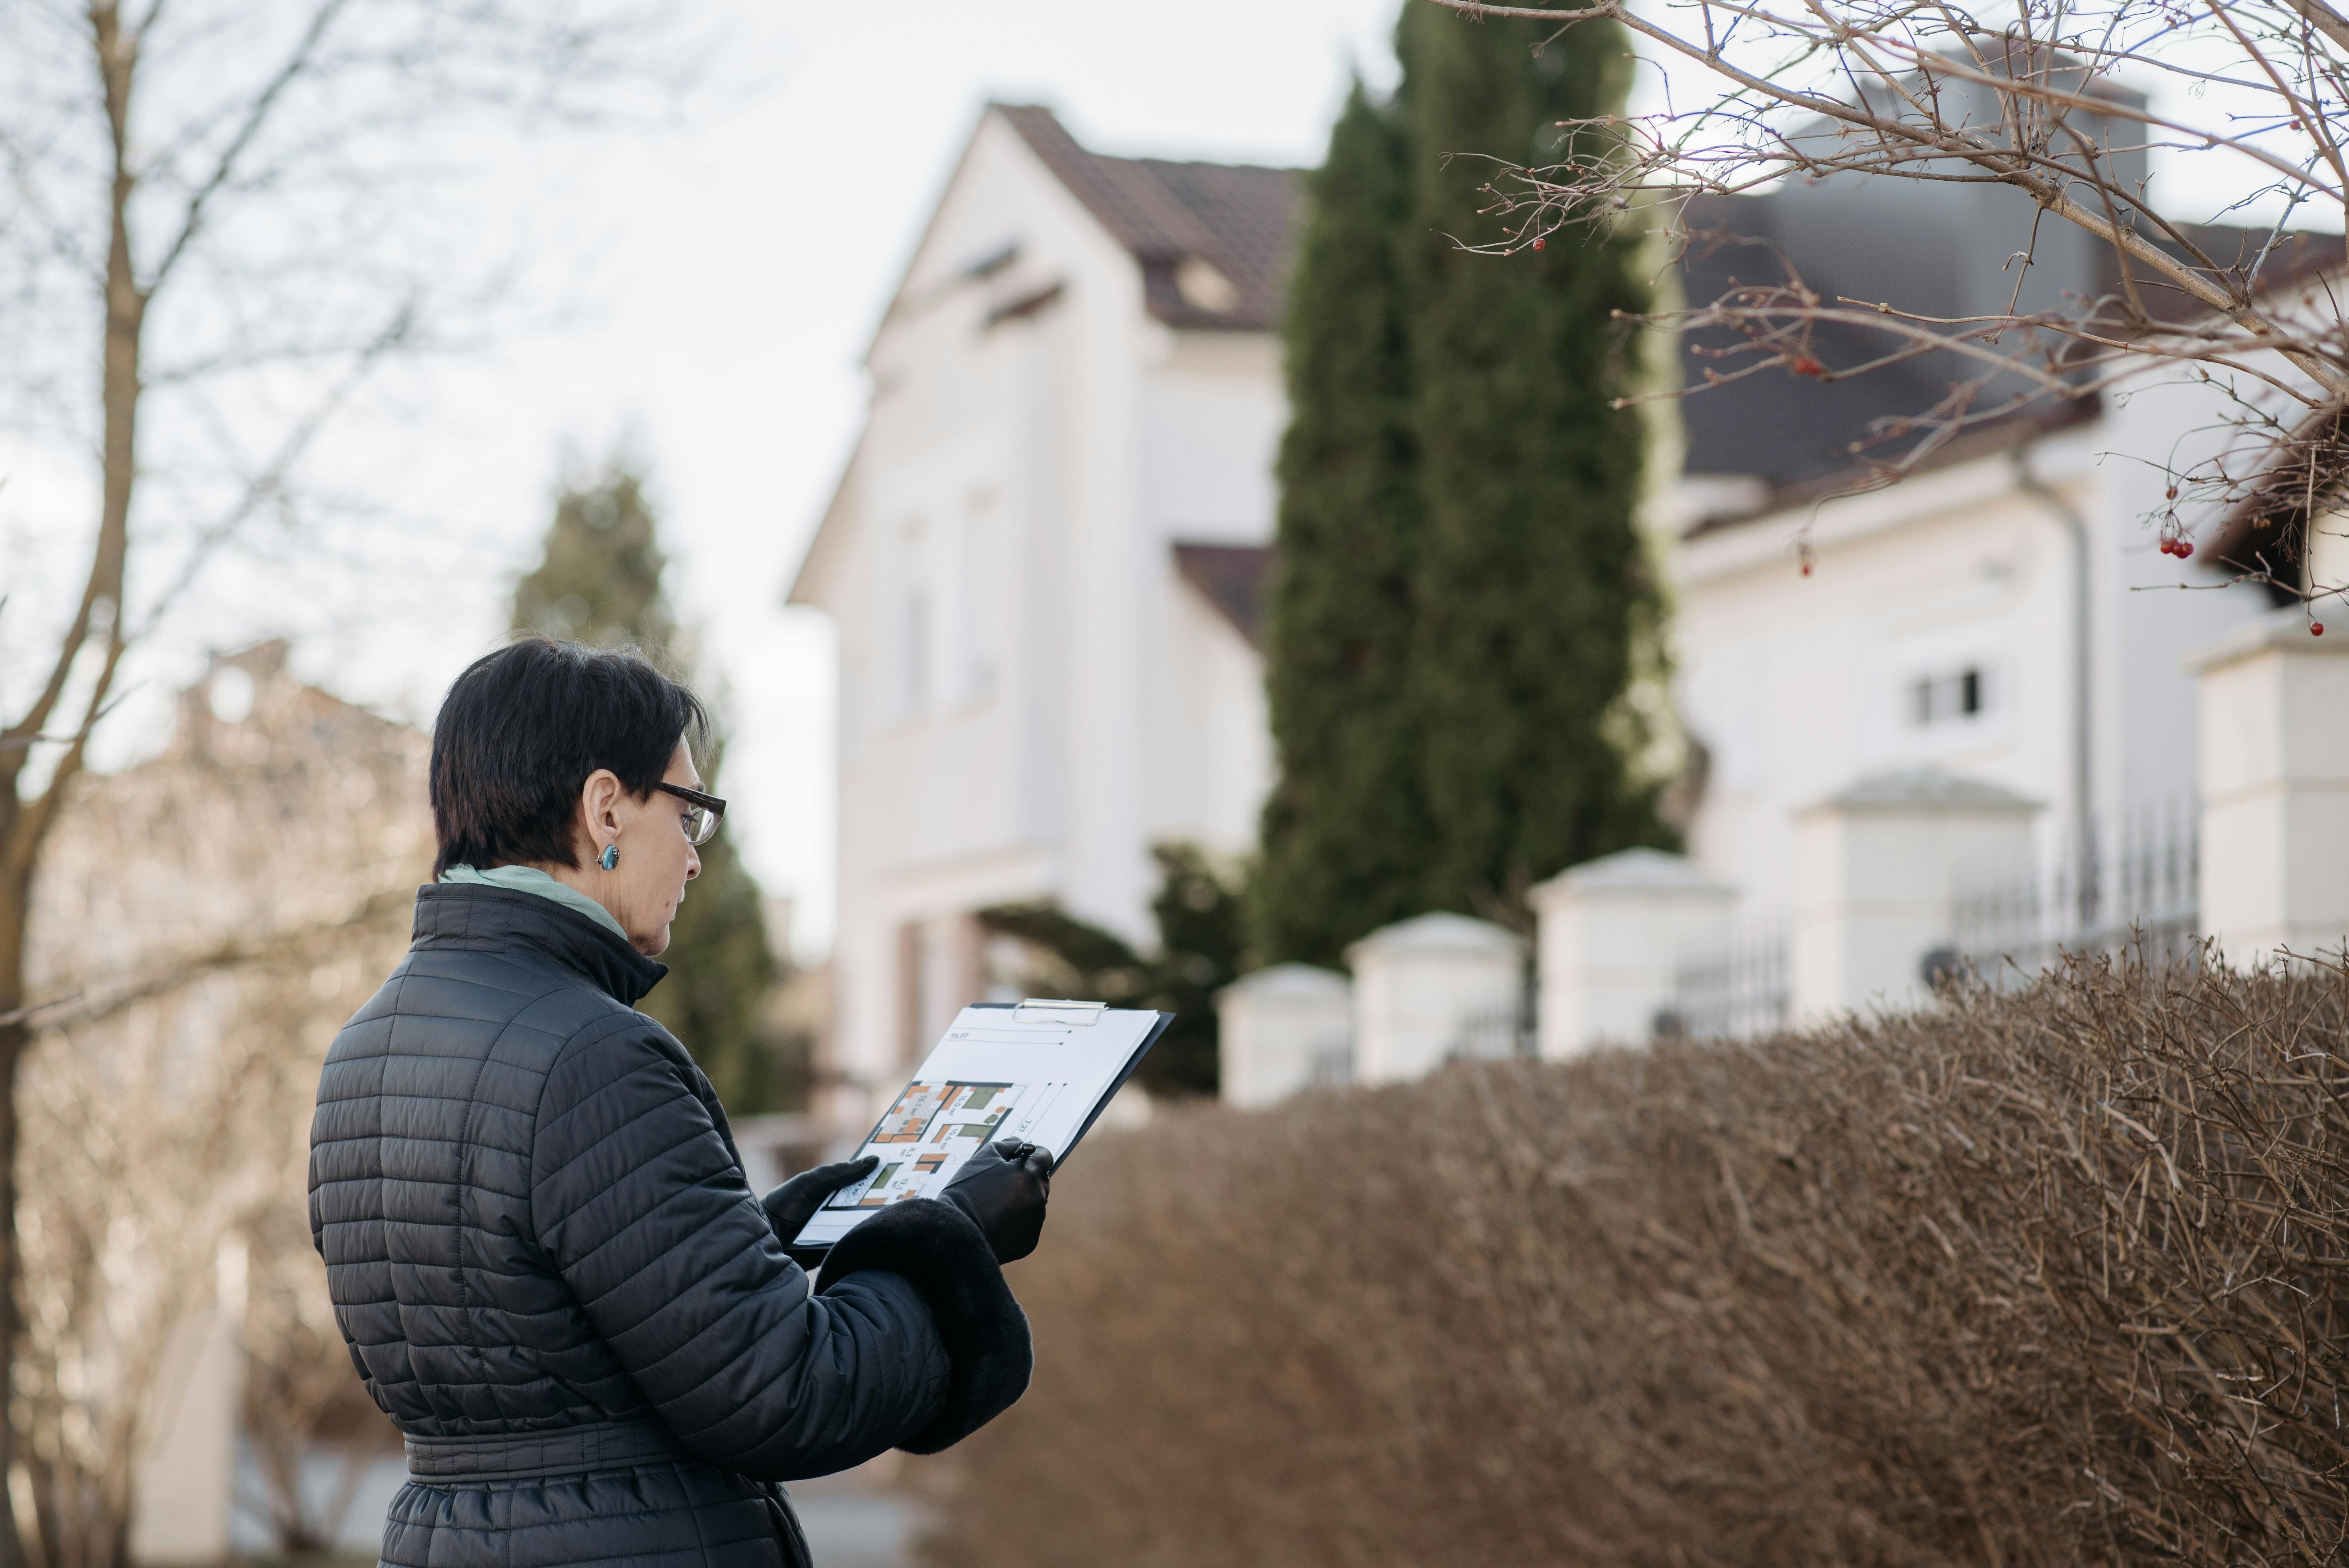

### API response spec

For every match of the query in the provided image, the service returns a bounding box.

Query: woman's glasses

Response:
[656,782,726,846]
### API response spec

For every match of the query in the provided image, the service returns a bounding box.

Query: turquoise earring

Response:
[599,844,619,871]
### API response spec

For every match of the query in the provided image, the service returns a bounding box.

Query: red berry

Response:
[2165,486,2178,500]
[2175,540,2193,559]
[2315,622,2327,636]
[2159,537,2175,555]
[1800,561,1813,576]
[1792,355,1826,378]
[1531,237,1546,251]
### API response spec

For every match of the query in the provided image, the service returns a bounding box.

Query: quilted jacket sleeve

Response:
[530,1016,990,1479]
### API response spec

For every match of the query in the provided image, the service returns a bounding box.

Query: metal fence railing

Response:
[1308,1041,1355,1086]
[1948,803,2201,981]
[1445,1005,1535,1062]
[1667,918,1791,1040]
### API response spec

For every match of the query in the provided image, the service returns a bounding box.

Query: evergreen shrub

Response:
[976,843,1243,1097]
[1255,6,1668,963]
[511,463,798,1111]
[916,956,2349,1567]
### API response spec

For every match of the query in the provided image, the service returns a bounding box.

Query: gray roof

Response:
[2183,605,2349,673]
[995,104,1300,332]
[1818,767,2040,813]
[1674,189,2324,507]
[991,101,2323,538]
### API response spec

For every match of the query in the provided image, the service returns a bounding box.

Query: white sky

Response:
[529,0,1409,959]
[2,0,2301,963]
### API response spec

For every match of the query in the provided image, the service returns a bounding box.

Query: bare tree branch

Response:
[1414,0,2349,571]
[14,885,410,1034]
[140,0,356,294]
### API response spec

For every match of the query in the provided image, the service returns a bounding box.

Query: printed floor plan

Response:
[828,1081,1022,1210]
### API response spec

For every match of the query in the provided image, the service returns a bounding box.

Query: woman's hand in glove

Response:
[940,1140,1054,1264]
[764,1156,878,1267]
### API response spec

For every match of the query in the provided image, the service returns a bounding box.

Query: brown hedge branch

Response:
[920,955,2349,1567]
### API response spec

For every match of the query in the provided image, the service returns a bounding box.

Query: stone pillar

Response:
[1791,768,2038,1022]
[1528,848,1737,1057]
[130,1235,246,1566]
[1216,964,1353,1108]
[2189,608,2349,964]
[1344,913,1526,1085]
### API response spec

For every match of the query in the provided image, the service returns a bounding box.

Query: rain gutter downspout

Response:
[2011,447,2095,925]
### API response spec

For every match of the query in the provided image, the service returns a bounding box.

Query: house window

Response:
[959,487,1001,700]
[902,586,932,715]
[1910,666,1985,727]
[896,514,933,720]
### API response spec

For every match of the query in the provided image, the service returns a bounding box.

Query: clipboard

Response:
[788,1000,1172,1254]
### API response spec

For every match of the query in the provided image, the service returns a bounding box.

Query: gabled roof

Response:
[1172,542,1271,649]
[993,104,1300,331]
[1675,189,2331,517]
[1814,767,2039,813]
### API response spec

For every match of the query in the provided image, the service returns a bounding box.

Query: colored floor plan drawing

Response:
[828,1080,1024,1210]
[871,1082,957,1144]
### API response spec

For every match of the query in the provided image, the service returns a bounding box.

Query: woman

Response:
[309,638,1050,1567]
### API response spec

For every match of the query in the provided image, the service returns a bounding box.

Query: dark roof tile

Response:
[1173,543,1271,648]
[1674,190,2328,517]
[995,104,1300,331]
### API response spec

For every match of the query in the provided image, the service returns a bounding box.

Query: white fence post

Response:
[1791,768,2039,1022]
[130,1235,245,1566]
[2189,608,2349,964]
[1216,964,1353,1107]
[1529,848,1736,1057]
[1345,913,1526,1085]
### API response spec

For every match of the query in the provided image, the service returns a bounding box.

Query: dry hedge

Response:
[910,958,2349,1568]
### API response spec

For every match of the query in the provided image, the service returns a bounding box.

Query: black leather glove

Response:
[940,1139,1054,1264]
[764,1156,878,1268]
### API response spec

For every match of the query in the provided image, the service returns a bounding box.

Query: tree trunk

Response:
[0,13,148,1558]
[0,821,29,1568]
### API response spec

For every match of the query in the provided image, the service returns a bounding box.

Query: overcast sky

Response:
[2,0,2303,962]
[529,0,1411,958]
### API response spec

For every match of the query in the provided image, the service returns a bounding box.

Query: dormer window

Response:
[1175,256,1240,314]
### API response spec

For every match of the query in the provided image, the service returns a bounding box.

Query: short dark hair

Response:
[430,638,709,877]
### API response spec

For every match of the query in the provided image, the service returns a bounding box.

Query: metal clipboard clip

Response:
[1012,998,1106,1025]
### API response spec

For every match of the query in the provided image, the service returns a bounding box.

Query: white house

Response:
[787,105,1296,1125]
[1651,185,2321,1029]
[792,101,2317,1106]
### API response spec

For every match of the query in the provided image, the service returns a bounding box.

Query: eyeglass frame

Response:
[655,781,727,846]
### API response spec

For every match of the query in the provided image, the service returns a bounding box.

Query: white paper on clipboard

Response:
[789,1001,1168,1251]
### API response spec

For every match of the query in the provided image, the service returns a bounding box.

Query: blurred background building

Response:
[793,99,2315,1125]
[790,105,1293,1130]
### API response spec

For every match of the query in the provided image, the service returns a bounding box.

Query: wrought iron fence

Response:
[1948,802,2200,981]
[1308,1042,1355,1086]
[1445,1006,1534,1062]
[1668,918,1791,1040]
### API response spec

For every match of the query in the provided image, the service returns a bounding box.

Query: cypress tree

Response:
[512,465,793,1111]
[1396,2,1664,920]
[1251,81,1433,968]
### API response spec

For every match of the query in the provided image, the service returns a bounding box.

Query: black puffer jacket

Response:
[309,884,1030,1567]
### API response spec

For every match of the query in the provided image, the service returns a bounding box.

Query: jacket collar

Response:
[410,883,668,1007]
